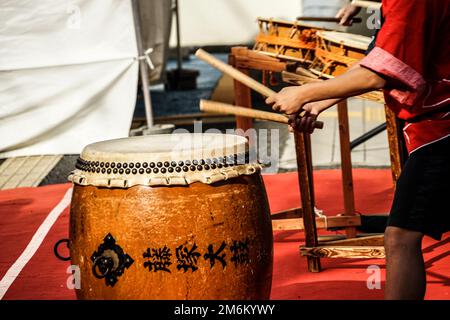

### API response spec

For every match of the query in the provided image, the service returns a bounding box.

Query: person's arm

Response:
[335,3,361,25]
[265,64,386,132]
[268,65,385,114]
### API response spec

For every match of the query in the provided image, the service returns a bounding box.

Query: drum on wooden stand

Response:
[310,30,372,78]
[68,133,273,300]
[253,17,325,64]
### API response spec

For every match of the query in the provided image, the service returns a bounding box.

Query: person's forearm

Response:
[301,65,386,104]
[266,63,386,116]
[312,62,361,108]
[314,98,343,110]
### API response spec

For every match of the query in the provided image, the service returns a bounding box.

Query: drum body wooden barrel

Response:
[68,134,273,300]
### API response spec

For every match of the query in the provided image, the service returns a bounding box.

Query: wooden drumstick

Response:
[195,49,324,129]
[351,1,381,9]
[200,100,324,129]
[196,48,275,97]
[296,16,362,23]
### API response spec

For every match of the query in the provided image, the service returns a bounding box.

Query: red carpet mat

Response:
[0,169,448,300]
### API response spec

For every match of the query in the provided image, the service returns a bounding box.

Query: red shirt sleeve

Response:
[377,0,427,75]
[360,0,428,106]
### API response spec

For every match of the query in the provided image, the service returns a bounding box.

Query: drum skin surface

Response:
[69,174,273,300]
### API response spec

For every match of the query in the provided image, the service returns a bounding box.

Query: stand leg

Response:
[229,53,253,132]
[337,100,357,238]
[385,105,407,185]
[295,132,321,272]
[304,132,315,202]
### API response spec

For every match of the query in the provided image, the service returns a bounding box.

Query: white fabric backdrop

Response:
[169,0,304,47]
[139,0,172,84]
[0,0,139,157]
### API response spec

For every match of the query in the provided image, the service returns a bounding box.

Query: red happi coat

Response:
[360,0,450,153]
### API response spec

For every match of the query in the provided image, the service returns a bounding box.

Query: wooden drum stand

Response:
[197,47,406,272]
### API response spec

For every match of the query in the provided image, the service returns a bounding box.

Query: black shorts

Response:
[388,136,450,240]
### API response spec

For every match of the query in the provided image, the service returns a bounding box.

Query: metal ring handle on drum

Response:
[54,239,71,261]
[92,256,114,279]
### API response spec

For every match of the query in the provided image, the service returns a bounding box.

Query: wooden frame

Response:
[384,106,407,184]
[253,17,323,64]
[228,47,406,272]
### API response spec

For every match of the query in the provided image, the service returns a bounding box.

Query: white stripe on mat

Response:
[0,187,73,299]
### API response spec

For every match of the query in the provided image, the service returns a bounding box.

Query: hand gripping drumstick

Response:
[195,49,324,129]
[200,100,324,129]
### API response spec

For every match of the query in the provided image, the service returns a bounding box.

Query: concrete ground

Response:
[255,97,390,172]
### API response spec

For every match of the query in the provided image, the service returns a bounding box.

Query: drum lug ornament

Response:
[54,238,71,261]
[91,233,134,287]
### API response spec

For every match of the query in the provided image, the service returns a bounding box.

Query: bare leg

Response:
[384,226,426,300]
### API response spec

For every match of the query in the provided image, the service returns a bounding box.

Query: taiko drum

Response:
[68,133,273,300]
[310,30,372,78]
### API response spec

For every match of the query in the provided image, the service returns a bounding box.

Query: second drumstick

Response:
[200,100,324,130]
[195,48,324,129]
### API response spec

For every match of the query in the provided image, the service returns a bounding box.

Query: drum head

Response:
[257,17,328,30]
[82,133,247,163]
[317,31,372,51]
[69,133,260,188]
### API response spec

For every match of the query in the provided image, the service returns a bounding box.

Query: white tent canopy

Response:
[0,0,349,158]
[0,0,139,158]
[169,0,304,47]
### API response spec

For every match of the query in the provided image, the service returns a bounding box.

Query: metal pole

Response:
[174,0,182,72]
[350,122,387,150]
[132,0,154,128]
